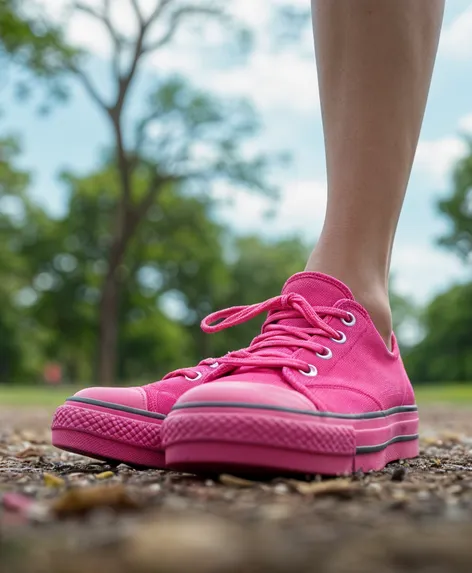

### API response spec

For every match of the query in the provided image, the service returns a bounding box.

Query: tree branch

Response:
[134,109,165,152]
[128,172,179,232]
[112,15,148,116]
[143,6,223,52]
[147,0,175,25]
[134,173,171,223]
[74,1,123,79]
[70,64,109,112]
[129,0,144,26]
[75,2,121,47]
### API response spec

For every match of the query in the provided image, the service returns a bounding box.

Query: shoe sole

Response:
[162,404,419,475]
[51,398,165,468]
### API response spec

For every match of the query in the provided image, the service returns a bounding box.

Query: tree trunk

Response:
[98,272,120,385]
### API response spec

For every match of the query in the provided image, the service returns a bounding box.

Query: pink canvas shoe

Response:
[162,272,419,475]
[51,359,225,468]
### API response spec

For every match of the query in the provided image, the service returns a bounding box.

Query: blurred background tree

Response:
[401,139,472,383]
[53,1,279,384]
[0,0,302,385]
[0,0,73,382]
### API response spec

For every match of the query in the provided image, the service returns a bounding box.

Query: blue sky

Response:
[3,0,472,304]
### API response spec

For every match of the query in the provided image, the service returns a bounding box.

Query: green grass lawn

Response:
[414,384,472,404]
[0,386,80,407]
[2,384,472,407]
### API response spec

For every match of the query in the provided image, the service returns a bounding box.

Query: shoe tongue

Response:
[281,271,354,307]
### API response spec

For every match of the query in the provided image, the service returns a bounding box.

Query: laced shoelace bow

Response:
[162,293,353,381]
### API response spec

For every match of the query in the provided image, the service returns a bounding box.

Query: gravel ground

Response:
[2,405,472,573]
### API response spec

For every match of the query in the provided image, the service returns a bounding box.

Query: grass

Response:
[0,386,80,407]
[2,384,472,407]
[414,384,472,404]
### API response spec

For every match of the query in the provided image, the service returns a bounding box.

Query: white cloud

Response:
[459,113,472,133]
[392,244,467,302]
[413,137,467,186]
[207,52,319,114]
[440,6,472,60]
[214,178,326,239]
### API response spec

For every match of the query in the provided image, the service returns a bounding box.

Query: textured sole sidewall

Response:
[162,409,419,475]
[51,404,165,467]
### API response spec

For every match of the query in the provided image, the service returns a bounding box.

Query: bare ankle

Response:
[305,261,392,348]
[358,293,393,349]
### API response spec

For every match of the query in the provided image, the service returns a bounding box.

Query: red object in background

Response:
[44,363,62,385]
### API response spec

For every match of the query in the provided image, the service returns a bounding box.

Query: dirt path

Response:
[2,405,472,573]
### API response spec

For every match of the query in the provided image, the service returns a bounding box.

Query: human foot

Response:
[51,359,224,468]
[162,272,419,475]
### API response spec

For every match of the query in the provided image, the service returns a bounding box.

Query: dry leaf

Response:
[52,484,138,516]
[219,474,256,488]
[440,432,462,444]
[95,471,115,480]
[18,430,38,442]
[422,436,440,446]
[288,478,359,498]
[16,447,42,459]
[44,473,65,488]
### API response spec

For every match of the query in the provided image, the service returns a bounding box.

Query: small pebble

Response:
[391,467,407,482]
[273,483,289,495]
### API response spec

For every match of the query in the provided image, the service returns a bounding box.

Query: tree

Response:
[404,282,472,383]
[438,139,472,261]
[402,144,472,382]
[0,1,78,382]
[57,0,276,384]
[0,137,50,382]
[19,162,231,382]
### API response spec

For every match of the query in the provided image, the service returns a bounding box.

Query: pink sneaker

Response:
[51,360,224,468]
[162,272,419,475]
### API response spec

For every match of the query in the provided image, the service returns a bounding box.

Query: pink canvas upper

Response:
[163,272,415,414]
[73,272,415,416]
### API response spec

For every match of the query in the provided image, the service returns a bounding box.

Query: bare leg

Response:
[307,0,444,345]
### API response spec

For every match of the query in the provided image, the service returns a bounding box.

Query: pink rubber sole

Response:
[52,402,165,468]
[162,407,419,475]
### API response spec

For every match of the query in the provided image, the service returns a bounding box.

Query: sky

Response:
[3,0,472,304]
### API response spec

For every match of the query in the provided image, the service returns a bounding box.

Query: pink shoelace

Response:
[163,293,354,381]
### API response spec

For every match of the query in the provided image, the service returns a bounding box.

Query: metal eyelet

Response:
[316,347,333,360]
[299,364,318,377]
[330,330,346,344]
[209,362,219,369]
[341,312,356,327]
[185,371,203,381]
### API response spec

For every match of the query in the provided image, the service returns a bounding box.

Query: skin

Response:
[306,0,445,347]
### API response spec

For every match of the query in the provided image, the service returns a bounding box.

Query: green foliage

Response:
[0,0,73,76]
[0,136,48,381]
[0,154,306,383]
[407,138,472,382]
[405,282,472,383]
[438,139,472,260]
